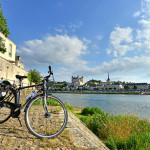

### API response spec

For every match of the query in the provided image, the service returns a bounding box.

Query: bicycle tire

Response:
[25,95,68,138]
[0,102,12,124]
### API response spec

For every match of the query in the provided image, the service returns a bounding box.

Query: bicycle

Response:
[0,66,68,138]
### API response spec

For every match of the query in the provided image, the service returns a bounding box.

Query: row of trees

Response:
[0,3,10,37]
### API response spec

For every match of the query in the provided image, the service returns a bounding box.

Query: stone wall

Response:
[0,56,29,86]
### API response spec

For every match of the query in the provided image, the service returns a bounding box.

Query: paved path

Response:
[67,112,109,150]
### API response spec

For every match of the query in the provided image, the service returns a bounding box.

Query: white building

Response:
[0,32,29,86]
[125,83,149,90]
[95,73,124,90]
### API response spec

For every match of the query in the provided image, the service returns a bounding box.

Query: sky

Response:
[1,0,150,83]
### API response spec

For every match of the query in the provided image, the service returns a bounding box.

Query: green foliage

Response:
[86,79,101,87]
[94,88,99,91]
[48,81,68,89]
[124,85,130,90]
[75,106,150,150]
[46,98,60,106]
[27,69,42,85]
[81,107,104,115]
[33,98,60,106]
[0,3,10,37]
[77,87,81,91]
[82,87,87,91]
[64,103,74,111]
[0,36,6,53]
[134,85,138,90]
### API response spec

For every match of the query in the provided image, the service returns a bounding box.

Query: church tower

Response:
[107,72,111,84]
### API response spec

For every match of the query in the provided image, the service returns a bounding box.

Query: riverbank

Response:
[66,104,150,150]
[50,91,146,95]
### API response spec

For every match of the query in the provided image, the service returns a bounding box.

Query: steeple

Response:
[107,72,110,81]
[107,72,111,83]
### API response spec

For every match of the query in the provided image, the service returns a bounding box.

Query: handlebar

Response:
[44,66,53,82]
[49,66,53,75]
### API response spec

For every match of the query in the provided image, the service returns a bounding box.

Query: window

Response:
[9,44,12,57]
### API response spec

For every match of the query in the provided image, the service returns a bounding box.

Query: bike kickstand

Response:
[17,117,22,127]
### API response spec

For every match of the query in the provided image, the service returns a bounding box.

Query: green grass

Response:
[64,103,74,112]
[72,106,150,150]
[33,98,60,106]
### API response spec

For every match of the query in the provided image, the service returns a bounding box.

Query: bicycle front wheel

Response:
[25,95,68,138]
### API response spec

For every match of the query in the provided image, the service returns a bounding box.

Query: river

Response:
[52,93,150,120]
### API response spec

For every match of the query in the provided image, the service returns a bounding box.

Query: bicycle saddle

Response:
[16,75,27,80]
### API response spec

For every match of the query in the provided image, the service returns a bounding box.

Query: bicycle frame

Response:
[11,79,48,111]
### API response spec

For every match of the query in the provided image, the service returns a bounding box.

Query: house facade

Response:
[0,32,29,86]
[125,83,149,90]
[0,32,16,62]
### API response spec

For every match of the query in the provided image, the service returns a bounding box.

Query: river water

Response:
[52,93,150,120]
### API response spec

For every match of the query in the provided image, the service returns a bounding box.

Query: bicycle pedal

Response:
[17,117,22,127]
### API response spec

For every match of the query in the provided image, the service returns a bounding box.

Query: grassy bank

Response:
[66,105,150,150]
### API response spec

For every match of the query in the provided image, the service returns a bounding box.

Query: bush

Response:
[81,107,104,115]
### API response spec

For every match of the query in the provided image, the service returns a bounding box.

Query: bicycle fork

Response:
[43,80,50,118]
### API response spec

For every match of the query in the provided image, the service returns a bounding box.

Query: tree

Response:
[0,3,10,37]
[28,69,42,85]
[134,85,138,90]
[0,36,6,53]
[124,85,130,90]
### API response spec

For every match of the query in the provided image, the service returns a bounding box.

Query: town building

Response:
[72,76,84,88]
[95,73,124,91]
[125,83,149,91]
[0,32,29,86]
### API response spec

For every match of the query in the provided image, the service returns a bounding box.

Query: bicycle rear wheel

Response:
[25,95,68,138]
[0,102,12,124]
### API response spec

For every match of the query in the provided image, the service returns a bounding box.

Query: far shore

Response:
[49,91,150,95]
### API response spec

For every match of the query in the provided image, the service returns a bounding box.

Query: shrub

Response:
[81,107,104,115]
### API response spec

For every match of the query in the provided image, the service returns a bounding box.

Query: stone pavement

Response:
[0,107,109,150]
[67,112,109,150]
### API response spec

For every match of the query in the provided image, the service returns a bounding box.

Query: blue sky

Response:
[1,0,150,83]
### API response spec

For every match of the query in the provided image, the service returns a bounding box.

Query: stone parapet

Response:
[0,56,29,86]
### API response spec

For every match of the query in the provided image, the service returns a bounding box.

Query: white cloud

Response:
[138,19,150,28]
[106,49,111,55]
[108,26,133,57]
[70,56,150,78]
[91,44,98,50]
[110,27,133,45]
[55,28,63,33]
[107,0,150,57]
[96,35,103,40]
[18,34,88,67]
[133,11,141,17]
[68,21,83,32]
[141,0,150,18]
